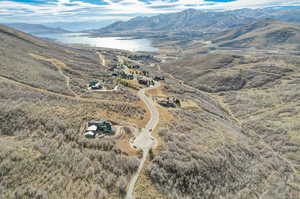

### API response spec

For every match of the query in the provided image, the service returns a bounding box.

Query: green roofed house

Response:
[84,120,113,139]
[88,81,102,90]
[84,131,95,139]
[97,121,113,133]
[88,120,113,134]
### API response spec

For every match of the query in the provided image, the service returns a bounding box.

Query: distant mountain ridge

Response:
[92,8,253,34]
[90,8,300,36]
[212,18,300,50]
[5,23,71,35]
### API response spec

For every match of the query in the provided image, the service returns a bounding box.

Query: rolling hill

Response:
[5,23,71,35]
[158,49,300,198]
[1,20,300,199]
[0,24,99,94]
[213,19,300,50]
[0,25,147,199]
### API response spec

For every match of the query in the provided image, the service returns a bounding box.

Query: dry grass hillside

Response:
[0,25,149,199]
[0,25,107,96]
[154,51,300,198]
[154,19,300,56]
[2,21,300,199]
[212,19,300,50]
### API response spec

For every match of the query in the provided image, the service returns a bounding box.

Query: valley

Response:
[1,7,300,199]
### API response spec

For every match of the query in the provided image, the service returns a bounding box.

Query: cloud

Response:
[0,0,300,23]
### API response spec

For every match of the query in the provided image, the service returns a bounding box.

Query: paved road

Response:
[125,82,160,199]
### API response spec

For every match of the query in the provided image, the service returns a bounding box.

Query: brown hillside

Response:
[0,25,147,199]
[157,50,300,198]
[213,19,300,50]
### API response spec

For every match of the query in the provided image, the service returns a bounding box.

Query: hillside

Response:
[213,19,300,50]
[159,51,300,198]
[0,25,149,199]
[154,19,300,55]
[1,23,300,199]
[0,25,98,94]
[5,23,70,34]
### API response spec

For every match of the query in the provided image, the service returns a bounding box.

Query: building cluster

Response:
[88,57,166,90]
[110,62,158,87]
[126,63,140,69]
[112,71,134,80]
[84,120,114,139]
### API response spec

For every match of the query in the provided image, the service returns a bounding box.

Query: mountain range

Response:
[90,8,300,38]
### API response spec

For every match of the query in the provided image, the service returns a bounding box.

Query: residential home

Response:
[88,81,102,90]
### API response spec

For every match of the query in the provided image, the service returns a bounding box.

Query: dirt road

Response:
[97,52,107,68]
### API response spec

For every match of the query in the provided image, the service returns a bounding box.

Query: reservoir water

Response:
[35,33,158,52]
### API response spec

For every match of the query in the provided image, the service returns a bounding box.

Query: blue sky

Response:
[1,0,300,25]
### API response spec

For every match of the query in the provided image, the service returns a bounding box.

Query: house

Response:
[138,78,155,87]
[138,79,147,85]
[87,120,113,134]
[97,121,112,133]
[120,72,134,80]
[88,81,102,90]
[123,73,134,80]
[127,64,140,69]
[158,97,181,108]
[87,125,97,131]
[154,76,165,81]
[142,70,149,77]
[112,71,134,80]
[115,64,124,70]
[112,72,119,77]
[84,131,95,139]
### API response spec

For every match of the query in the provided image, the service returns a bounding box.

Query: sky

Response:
[1,0,300,26]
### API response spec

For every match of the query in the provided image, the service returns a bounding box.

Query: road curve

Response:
[125,82,160,199]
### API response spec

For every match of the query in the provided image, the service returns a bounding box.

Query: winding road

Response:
[125,82,160,199]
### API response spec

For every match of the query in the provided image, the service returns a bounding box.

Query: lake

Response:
[35,33,158,52]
